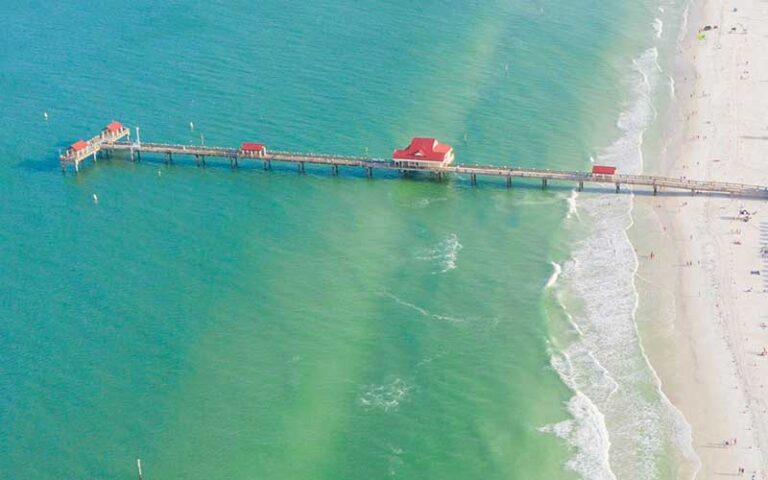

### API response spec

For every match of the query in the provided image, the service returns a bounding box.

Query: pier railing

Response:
[57,126,768,198]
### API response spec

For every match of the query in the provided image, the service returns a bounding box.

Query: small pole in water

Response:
[137,458,143,480]
[43,112,48,121]
[189,121,194,131]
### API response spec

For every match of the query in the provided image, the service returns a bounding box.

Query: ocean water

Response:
[0,0,692,478]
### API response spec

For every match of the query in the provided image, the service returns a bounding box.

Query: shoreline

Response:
[632,0,768,476]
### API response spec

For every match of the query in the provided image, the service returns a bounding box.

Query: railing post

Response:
[542,178,547,189]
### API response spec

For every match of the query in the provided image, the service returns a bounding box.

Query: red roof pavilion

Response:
[105,121,124,133]
[393,137,454,163]
[70,140,88,151]
[240,143,266,152]
[592,165,617,175]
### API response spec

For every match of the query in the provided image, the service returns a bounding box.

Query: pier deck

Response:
[97,141,768,198]
[58,123,768,198]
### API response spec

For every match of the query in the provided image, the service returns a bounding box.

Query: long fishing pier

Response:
[60,123,768,197]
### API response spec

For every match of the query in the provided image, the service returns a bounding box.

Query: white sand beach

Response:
[633,0,768,477]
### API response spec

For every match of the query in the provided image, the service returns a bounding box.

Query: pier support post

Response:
[436,172,443,182]
[615,183,620,193]
[201,155,206,167]
[130,148,135,162]
[366,167,373,178]
[542,178,547,189]
[298,162,305,173]
[578,181,583,192]
[653,185,658,196]
[264,160,271,171]
[136,150,141,162]
[332,165,339,176]
[470,174,477,186]
[506,176,512,188]
[167,152,174,165]
[74,160,79,173]
[194,154,200,167]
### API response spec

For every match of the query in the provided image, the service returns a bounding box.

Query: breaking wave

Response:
[541,46,699,479]
[546,261,563,289]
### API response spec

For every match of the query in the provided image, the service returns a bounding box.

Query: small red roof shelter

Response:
[240,143,266,152]
[393,137,454,165]
[104,121,124,133]
[70,140,88,151]
[592,165,617,175]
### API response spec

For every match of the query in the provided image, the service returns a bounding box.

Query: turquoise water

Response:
[0,1,688,478]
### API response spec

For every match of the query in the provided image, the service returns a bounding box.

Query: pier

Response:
[60,124,768,197]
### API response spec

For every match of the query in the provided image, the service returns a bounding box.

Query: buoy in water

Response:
[189,121,194,130]
[92,194,99,204]
[43,112,48,120]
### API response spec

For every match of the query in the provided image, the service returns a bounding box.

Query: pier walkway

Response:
[60,125,768,198]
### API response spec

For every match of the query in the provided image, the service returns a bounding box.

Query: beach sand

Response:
[632,0,768,477]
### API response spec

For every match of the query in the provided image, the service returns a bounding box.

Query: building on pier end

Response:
[239,142,267,158]
[393,137,454,168]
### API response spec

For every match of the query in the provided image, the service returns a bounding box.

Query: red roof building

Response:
[592,165,617,175]
[240,143,267,157]
[70,140,89,151]
[104,121,124,133]
[393,137,454,166]
[240,143,266,152]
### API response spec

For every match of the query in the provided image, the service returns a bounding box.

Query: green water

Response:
[0,0,686,478]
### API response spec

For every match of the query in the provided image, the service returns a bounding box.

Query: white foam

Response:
[668,76,676,100]
[417,233,463,274]
[541,46,700,479]
[546,261,563,289]
[653,18,664,39]
[678,5,690,44]
[385,292,464,324]
[566,189,581,220]
[359,378,412,412]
